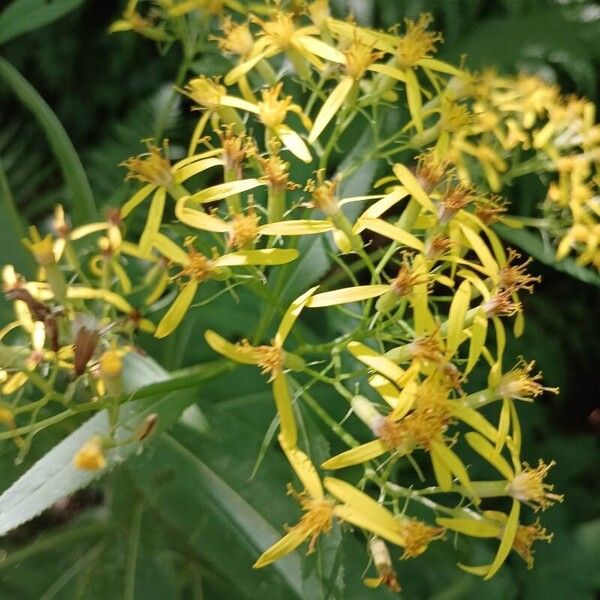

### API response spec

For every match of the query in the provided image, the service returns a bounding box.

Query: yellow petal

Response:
[464,432,514,480]
[225,50,269,86]
[368,374,400,409]
[465,307,488,374]
[436,517,501,538]
[214,248,298,267]
[326,478,407,547]
[188,111,212,156]
[356,188,408,222]
[253,526,308,569]
[457,223,499,277]
[153,233,190,265]
[448,402,498,442]
[70,222,109,240]
[405,69,423,133]
[431,441,475,497]
[309,76,355,143]
[295,35,345,63]
[219,94,260,114]
[204,330,257,365]
[446,280,471,357]
[279,436,322,499]
[358,217,423,251]
[120,184,156,219]
[258,220,333,236]
[66,287,133,314]
[392,163,434,212]
[189,179,265,204]
[459,563,492,577]
[321,440,386,470]
[272,372,297,448]
[139,187,166,257]
[276,286,319,345]
[431,444,452,491]
[367,63,406,81]
[173,156,222,183]
[347,341,408,388]
[154,282,198,339]
[275,125,312,163]
[175,200,229,232]
[308,285,389,308]
[418,58,463,76]
[484,500,520,579]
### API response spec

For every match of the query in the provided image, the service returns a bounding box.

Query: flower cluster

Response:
[0,1,575,592]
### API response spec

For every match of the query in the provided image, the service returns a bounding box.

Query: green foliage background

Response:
[0,0,598,598]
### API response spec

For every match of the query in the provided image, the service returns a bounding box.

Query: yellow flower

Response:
[151,234,298,338]
[109,0,167,41]
[226,11,342,84]
[254,439,421,568]
[205,287,316,446]
[74,436,106,471]
[497,358,558,401]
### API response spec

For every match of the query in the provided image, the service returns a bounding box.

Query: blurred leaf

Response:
[494,224,600,286]
[0,0,84,45]
[0,353,227,536]
[0,56,96,225]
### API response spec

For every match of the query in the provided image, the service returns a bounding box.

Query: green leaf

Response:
[0,56,96,225]
[494,223,600,287]
[0,353,225,536]
[0,0,84,45]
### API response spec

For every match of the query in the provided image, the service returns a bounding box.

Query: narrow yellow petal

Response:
[465,307,488,374]
[307,285,389,308]
[253,527,308,569]
[153,233,190,266]
[275,125,312,163]
[139,187,166,257]
[497,398,510,453]
[446,280,471,357]
[70,222,108,240]
[258,220,333,236]
[120,184,156,219]
[214,248,299,267]
[431,444,452,491]
[225,50,269,86]
[220,95,259,115]
[356,188,409,222]
[436,517,501,538]
[368,374,400,409]
[204,330,257,365]
[458,223,498,277]
[459,563,493,577]
[295,35,345,63]
[173,156,222,183]
[188,111,212,156]
[347,341,407,388]
[405,69,423,133]
[418,58,463,76]
[189,179,265,204]
[367,63,406,81]
[272,372,297,448]
[321,440,386,470]
[309,76,355,143]
[175,200,229,232]
[326,478,407,547]
[431,441,475,497]
[392,163,434,212]
[275,286,319,345]
[484,501,520,579]
[280,436,322,499]
[66,287,133,314]
[448,402,498,442]
[358,217,424,251]
[464,432,514,480]
[154,282,198,338]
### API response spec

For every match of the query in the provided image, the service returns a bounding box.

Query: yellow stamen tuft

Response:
[475,195,509,225]
[218,16,254,57]
[251,342,286,381]
[483,290,522,317]
[182,76,226,110]
[498,249,541,294]
[397,516,446,558]
[512,520,553,569]
[343,40,383,80]
[286,485,334,553]
[176,238,215,282]
[497,359,558,400]
[229,209,260,249]
[507,460,564,511]
[416,149,451,193]
[254,12,296,51]
[74,436,106,471]
[395,14,442,70]
[257,83,294,129]
[122,140,172,186]
[306,178,339,216]
[438,182,474,224]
